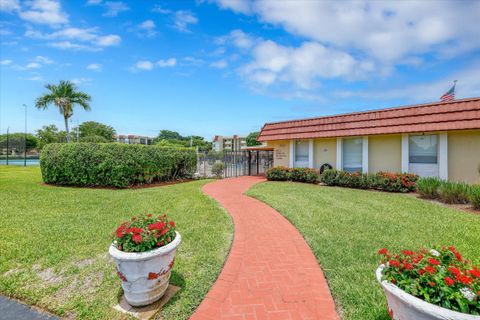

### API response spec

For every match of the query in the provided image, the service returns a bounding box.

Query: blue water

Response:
[0,159,40,166]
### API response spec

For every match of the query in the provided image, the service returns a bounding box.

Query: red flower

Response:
[428,281,435,287]
[126,227,143,234]
[402,250,415,256]
[456,275,473,285]
[148,272,158,280]
[454,252,462,261]
[418,268,426,275]
[389,260,401,268]
[157,241,165,247]
[448,246,457,253]
[428,258,440,266]
[444,277,454,286]
[132,233,142,244]
[160,228,169,236]
[169,221,175,228]
[425,266,436,274]
[403,263,414,270]
[470,268,480,278]
[378,248,388,255]
[448,266,461,276]
[116,225,126,238]
[147,214,153,217]
[148,222,166,231]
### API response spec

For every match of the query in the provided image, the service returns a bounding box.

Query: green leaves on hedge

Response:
[40,143,196,188]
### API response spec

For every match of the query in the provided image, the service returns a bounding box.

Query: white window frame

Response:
[402,133,448,179]
[337,137,368,173]
[290,139,314,168]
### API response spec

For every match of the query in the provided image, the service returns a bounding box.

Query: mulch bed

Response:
[40,179,194,190]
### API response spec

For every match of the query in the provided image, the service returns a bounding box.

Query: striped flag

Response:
[440,81,457,102]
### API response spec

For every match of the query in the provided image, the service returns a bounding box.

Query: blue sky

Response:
[1,0,480,139]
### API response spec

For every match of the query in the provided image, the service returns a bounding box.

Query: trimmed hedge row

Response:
[320,169,418,193]
[40,143,196,188]
[417,177,480,209]
[266,166,320,183]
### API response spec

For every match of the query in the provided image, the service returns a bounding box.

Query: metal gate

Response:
[223,149,273,178]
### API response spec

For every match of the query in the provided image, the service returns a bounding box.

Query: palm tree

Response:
[35,80,91,142]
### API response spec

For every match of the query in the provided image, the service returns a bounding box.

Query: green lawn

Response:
[0,166,232,319]
[247,182,480,320]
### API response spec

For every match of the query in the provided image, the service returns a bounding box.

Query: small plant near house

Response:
[378,246,480,315]
[113,214,176,253]
[211,162,225,178]
[266,166,320,183]
[438,181,472,204]
[266,166,290,181]
[469,186,480,210]
[417,177,442,199]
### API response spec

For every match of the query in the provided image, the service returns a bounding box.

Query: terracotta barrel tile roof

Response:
[258,97,480,141]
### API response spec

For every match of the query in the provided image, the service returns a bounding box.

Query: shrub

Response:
[266,166,319,184]
[266,166,290,181]
[469,186,480,210]
[417,177,442,199]
[79,135,109,143]
[437,181,471,204]
[211,162,224,178]
[321,169,418,193]
[112,214,176,253]
[378,246,480,315]
[40,143,196,188]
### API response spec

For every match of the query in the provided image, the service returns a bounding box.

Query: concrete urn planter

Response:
[376,265,480,320]
[109,231,181,307]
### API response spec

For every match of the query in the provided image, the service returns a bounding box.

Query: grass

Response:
[0,166,233,320]
[247,182,480,320]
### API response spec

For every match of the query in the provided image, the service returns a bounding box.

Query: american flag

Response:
[440,81,456,102]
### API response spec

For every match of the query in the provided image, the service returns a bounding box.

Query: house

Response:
[212,135,247,152]
[258,97,480,184]
[115,134,154,145]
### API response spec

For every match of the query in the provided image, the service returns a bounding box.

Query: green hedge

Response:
[40,143,196,188]
[417,177,480,209]
[320,169,418,193]
[266,166,320,184]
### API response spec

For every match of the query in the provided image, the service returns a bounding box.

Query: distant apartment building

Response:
[115,135,154,145]
[212,135,247,152]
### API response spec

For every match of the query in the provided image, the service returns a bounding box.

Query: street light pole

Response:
[22,104,27,167]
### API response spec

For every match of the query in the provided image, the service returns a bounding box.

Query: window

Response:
[342,138,363,172]
[294,140,309,167]
[409,135,438,164]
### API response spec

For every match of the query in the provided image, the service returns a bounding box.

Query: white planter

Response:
[109,231,181,307]
[376,265,480,320]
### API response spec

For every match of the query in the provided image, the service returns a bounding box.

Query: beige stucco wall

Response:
[313,138,336,169]
[448,130,480,184]
[267,140,290,167]
[368,135,402,173]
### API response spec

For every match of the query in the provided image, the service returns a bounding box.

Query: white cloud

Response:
[213,0,480,66]
[157,58,176,67]
[173,11,198,32]
[87,63,102,71]
[210,59,227,69]
[25,62,41,69]
[0,0,20,12]
[139,20,155,30]
[103,1,129,17]
[23,75,43,81]
[71,77,92,85]
[86,0,102,5]
[0,59,13,65]
[26,26,121,51]
[34,55,53,64]
[134,60,154,71]
[19,0,68,26]
[133,19,157,38]
[152,4,171,14]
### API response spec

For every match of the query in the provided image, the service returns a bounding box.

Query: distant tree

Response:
[156,130,182,141]
[155,139,185,148]
[77,121,116,142]
[35,80,91,142]
[246,131,262,146]
[0,133,38,152]
[79,135,109,143]
[36,124,68,149]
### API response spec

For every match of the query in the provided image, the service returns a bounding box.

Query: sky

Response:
[1,0,480,140]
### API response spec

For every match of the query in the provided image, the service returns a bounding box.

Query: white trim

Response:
[362,136,369,173]
[401,134,409,173]
[439,132,448,180]
[336,138,342,170]
[289,140,294,168]
[308,139,314,168]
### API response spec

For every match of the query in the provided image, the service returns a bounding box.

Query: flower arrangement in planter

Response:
[109,214,181,307]
[377,246,480,319]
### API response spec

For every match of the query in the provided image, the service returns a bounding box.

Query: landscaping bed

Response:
[0,166,233,320]
[247,181,480,320]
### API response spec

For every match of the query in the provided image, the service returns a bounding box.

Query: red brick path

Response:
[190,176,339,320]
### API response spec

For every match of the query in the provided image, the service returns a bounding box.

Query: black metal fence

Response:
[0,134,40,166]
[197,150,273,178]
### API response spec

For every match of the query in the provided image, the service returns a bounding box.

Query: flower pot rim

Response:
[109,231,181,261]
[376,264,480,319]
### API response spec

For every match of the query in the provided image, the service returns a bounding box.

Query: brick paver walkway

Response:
[191,176,339,320]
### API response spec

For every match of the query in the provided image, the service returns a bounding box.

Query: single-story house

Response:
[257,97,480,184]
